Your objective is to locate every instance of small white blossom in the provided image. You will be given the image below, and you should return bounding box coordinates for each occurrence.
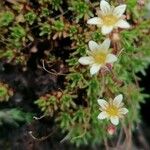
[97,94,128,125]
[78,39,117,75]
[87,0,130,35]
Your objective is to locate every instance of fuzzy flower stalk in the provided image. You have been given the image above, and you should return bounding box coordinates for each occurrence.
[78,38,117,75]
[97,94,128,125]
[87,0,130,35]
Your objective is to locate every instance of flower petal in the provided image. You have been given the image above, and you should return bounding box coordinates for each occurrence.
[106,54,117,63]
[113,4,126,18]
[119,108,129,114]
[87,17,102,25]
[89,40,100,51]
[116,19,130,28]
[90,64,101,75]
[100,38,111,51]
[97,99,109,109]
[101,25,113,35]
[100,0,111,14]
[78,56,94,65]
[98,111,108,119]
[110,116,119,125]
[113,94,123,107]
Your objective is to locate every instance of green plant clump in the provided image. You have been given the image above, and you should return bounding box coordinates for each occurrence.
[0,0,150,148]
[0,82,13,102]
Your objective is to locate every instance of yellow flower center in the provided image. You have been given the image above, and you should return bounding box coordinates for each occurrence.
[102,15,118,26]
[92,51,107,64]
[106,105,119,116]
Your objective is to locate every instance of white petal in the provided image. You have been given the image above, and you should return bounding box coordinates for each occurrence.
[113,94,123,107]
[97,99,109,109]
[100,38,111,51]
[116,19,130,28]
[106,54,117,63]
[119,108,129,114]
[110,116,119,125]
[113,5,126,18]
[78,57,94,65]
[87,17,102,25]
[98,111,108,119]
[101,26,113,35]
[90,64,101,75]
[89,41,100,51]
[100,0,111,14]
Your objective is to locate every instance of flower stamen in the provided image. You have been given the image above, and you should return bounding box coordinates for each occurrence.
[102,15,118,26]
[106,105,119,116]
[91,51,107,64]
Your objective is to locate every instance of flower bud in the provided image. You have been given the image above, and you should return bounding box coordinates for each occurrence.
[107,125,116,135]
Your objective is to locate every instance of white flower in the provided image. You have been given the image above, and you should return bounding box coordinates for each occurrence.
[97,94,128,125]
[87,0,130,35]
[78,39,117,75]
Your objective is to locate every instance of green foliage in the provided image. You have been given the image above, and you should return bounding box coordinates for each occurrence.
[58,112,72,132]
[40,22,52,37]
[87,77,101,102]
[92,30,103,42]
[0,11,14,27]
[0,109,33,127]
[0,50,15,62]
[0,82,13,102]
[24,12,37,25]
[69,26,78,38]
[52,20,64,31]
[0,0,150,147]
[126,0,137,10]
[50,0,63,10]
[69,0,93,22]
[35,94,59,116]
[39,0,62,10]
[10,25,26,47]
[10,25,26,40]
[41,8,51,17]
[60,94,76,111]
